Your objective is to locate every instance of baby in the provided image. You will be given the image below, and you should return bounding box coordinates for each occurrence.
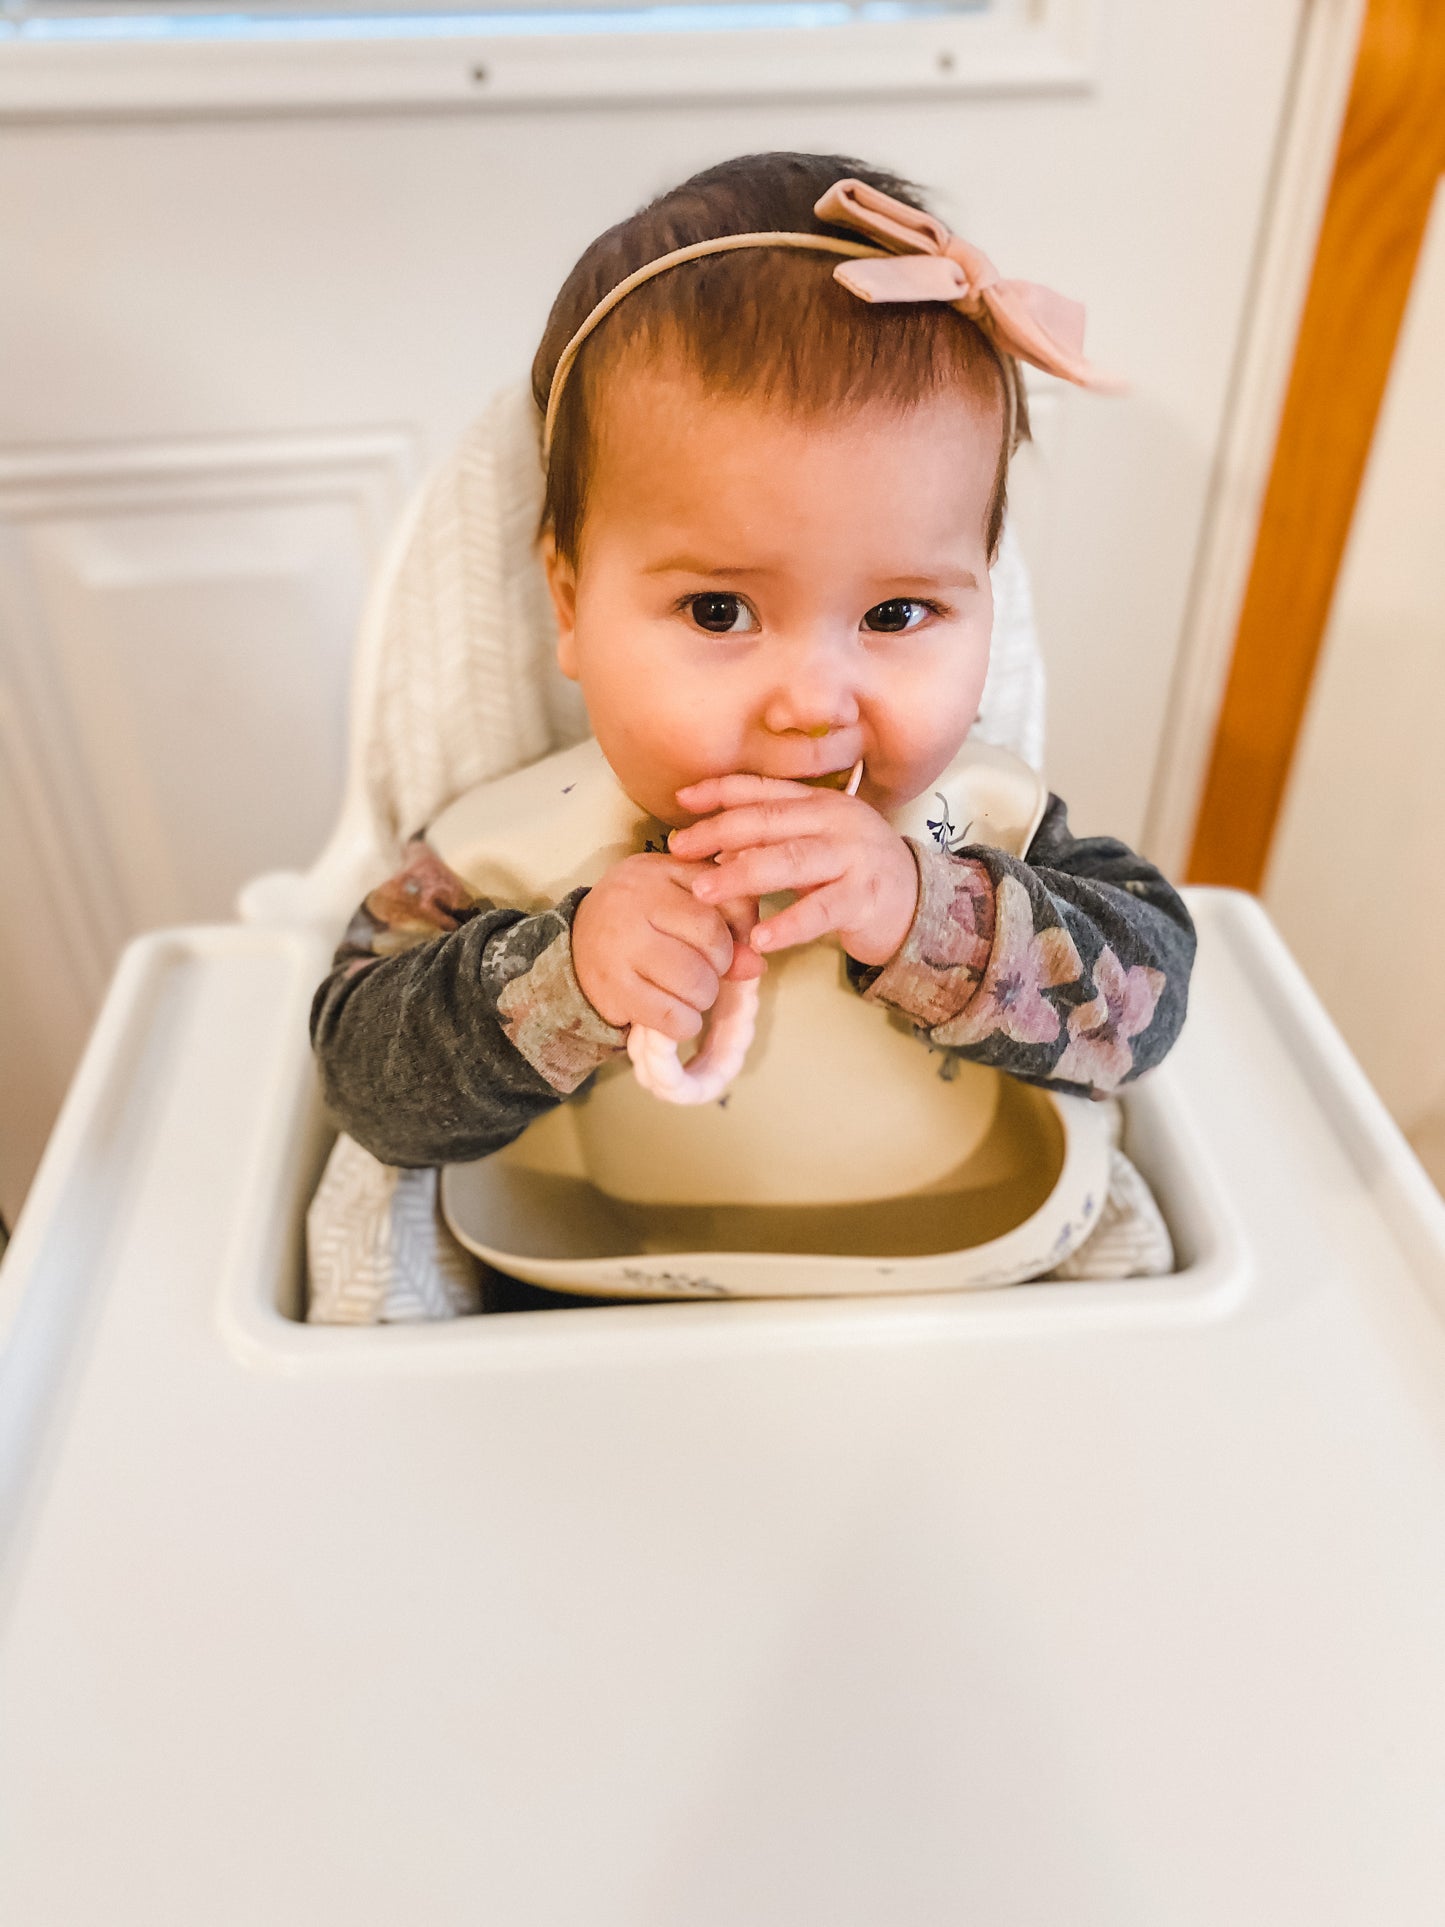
[310,151,1195,1229]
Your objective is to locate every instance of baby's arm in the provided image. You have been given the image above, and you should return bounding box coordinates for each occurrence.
[670,777,1194,1100]
[848,797,1196,1097]
[309,835,627,1168]
[310,836,752,1166]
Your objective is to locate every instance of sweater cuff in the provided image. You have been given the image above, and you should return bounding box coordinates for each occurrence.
[860,837,997,1029]
[496,923,628,1094]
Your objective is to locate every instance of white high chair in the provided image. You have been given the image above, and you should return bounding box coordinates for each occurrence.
[4,387,1445,1923]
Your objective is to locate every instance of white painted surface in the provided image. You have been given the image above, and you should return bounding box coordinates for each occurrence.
[1265,177,1445,1181]
[4,892,1445,1920]
[0,0,1306,1217]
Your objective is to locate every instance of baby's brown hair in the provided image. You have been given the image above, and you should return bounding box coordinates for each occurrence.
[532,151,1028,567]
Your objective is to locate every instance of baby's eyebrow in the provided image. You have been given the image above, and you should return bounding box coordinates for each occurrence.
[643,557,773,577]
[642,559,981,590]
[880,570,980,592]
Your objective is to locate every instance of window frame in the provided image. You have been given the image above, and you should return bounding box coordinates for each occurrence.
[0,0,1095,117]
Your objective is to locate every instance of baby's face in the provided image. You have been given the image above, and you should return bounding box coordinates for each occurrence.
[544,363,999,827]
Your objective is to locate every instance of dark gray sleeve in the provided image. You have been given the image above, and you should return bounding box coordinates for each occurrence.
[309,836,625,1168]
[848,794,1196,1099]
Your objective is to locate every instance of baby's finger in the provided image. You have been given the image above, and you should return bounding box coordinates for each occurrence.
[719,897,766,982]
[636,932,721,1015]
[670,796,828,862]
[675,773,815,817]
[722,945,765,984]
[651,853,716,889]
[645,891,736,978]
[750,880,852,954]
[694,839,846,906]
[625,981,703,1043]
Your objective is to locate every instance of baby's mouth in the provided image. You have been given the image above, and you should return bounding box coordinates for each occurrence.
[797,757,865,794]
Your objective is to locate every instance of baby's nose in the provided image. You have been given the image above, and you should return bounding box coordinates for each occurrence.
[761,637,861,736]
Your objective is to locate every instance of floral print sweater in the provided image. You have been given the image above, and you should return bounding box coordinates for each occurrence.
[309,794,1196,1171]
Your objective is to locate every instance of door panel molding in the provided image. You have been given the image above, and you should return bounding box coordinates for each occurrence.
[0,425,416,1216]
[0,425,416,946]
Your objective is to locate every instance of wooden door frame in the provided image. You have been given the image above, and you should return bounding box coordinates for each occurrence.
[1186,0,1445,890]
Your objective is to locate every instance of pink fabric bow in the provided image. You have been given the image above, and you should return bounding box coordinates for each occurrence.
[814,178,1121,393]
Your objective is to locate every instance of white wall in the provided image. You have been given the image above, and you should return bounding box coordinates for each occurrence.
[1265,176,1445,1191]
[0,1,1307,1219]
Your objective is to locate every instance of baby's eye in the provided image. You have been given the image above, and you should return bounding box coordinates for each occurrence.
[863,598,934,634]
[686,592,758,635]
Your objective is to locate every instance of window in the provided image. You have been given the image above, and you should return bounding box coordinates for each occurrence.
[0,0,1095,114]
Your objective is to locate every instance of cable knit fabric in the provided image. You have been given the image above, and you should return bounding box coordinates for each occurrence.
[360,386,588,863]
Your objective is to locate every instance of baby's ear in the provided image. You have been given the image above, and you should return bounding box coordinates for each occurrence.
[541,531,580,681]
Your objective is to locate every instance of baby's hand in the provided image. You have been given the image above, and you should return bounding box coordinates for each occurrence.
[571,852,764,1043]
[671,775,919,967]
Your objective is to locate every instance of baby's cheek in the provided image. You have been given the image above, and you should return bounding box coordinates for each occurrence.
[890,711,977,799]
[935,666,989,761]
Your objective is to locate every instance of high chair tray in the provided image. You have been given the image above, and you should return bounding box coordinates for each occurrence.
[2,892,1444,1924]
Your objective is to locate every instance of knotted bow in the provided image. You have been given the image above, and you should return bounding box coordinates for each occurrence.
[814,178,1121,393]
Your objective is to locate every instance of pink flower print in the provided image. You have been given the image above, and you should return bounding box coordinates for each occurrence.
[923,862,995,973]
[361,838,477,956]
[935,874,1083,1048]
[1055,946,1166,1092]
[497,930,627,1092]
[944,871,994,951]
